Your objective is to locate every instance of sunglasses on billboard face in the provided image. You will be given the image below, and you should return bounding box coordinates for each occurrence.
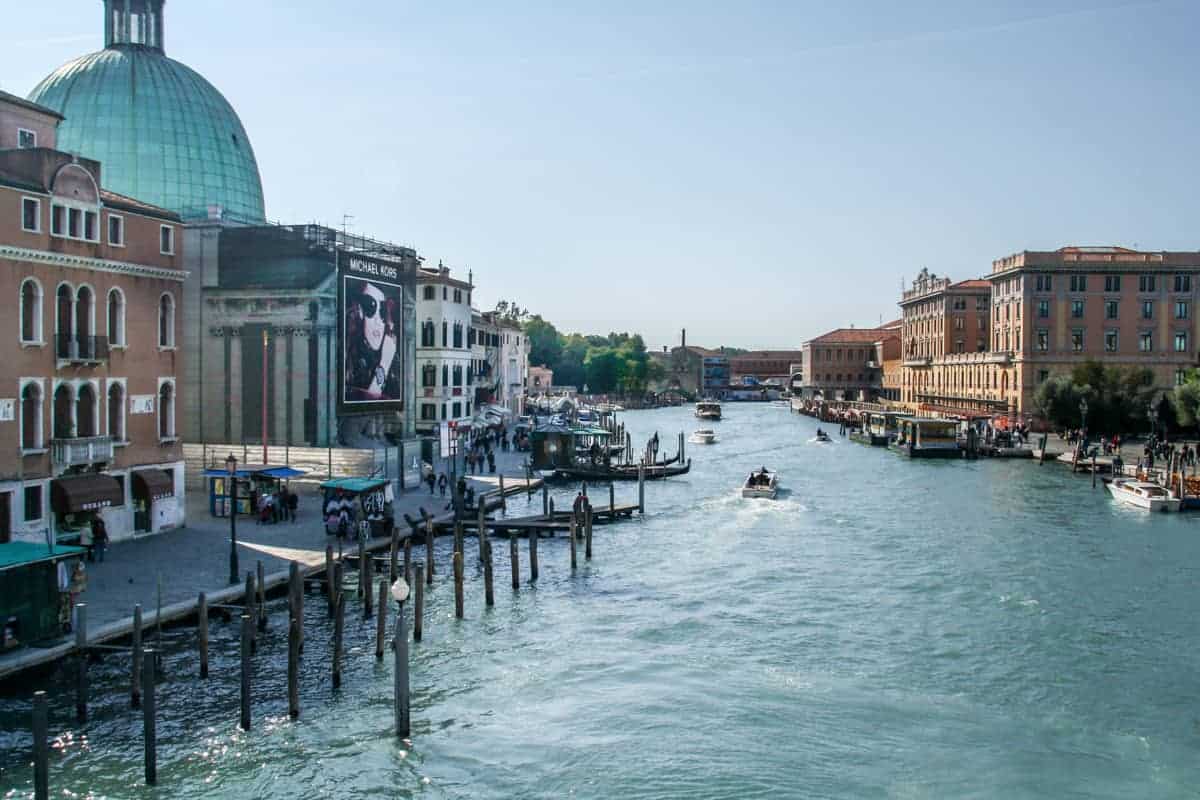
[356,294,384,320]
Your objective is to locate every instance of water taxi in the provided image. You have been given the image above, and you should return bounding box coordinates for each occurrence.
[689,429,718,445]
[849,411,908,446]
[695,401,722,421]
[814,429,832,443]
[1105,478,1181,513]
[742,468,778,499]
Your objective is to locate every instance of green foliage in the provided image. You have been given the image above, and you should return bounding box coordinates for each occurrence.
[1172,369,1200,429]
[524,316,561,368]
[1033,360,1157,433]
[520,318,656,396]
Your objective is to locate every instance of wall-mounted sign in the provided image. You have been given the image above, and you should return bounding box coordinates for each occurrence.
[0,399,14,422]
[131,395,156,415]
[338,250,414,413]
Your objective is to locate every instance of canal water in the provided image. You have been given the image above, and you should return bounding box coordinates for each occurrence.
[4,403,1200,798]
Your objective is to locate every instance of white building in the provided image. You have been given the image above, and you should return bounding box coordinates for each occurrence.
[496,318,529,416]
[416,263,474,435]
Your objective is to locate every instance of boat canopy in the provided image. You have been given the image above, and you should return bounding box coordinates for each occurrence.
[319,477,390,494]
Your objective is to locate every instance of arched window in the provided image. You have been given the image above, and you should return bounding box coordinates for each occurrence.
[20,279,42,343]
[442,321,448,347]
[21,382,42,450]
[108,382,125,441]
[53,383,73,440]
[56,283,73,358]
[107,288,125,346]
[158,381,175,438]
[77,383,97,438]
[76,285,95,358]
[159,293,175,347]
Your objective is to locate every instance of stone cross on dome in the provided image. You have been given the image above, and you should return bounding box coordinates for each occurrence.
[104,0,167,53]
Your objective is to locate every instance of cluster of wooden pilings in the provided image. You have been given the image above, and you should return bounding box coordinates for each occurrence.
[25,494,607,797]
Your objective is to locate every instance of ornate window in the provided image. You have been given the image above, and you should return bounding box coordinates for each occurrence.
[21,381,43,450]
[20,278,42,343]
[107,288,126,346]
[159,293,175,347]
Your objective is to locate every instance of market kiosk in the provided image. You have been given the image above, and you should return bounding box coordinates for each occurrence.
[204,464,306,517]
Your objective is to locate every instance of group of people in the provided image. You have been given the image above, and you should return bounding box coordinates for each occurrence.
[256,485,298,525]
[748,466,773,487]
[1139,434,1196,471]
[78,517,109,563]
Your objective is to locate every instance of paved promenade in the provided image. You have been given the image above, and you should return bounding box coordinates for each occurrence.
[0,448,537,679]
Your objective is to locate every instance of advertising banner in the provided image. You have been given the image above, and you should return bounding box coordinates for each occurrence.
[338,252,411,411]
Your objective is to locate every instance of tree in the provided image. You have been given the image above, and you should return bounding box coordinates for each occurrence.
[524,315,561,368]
[1034,360,1156,433]
[584,347,622,393]
[1172,369,1200,434]
[1033,375,1086,430]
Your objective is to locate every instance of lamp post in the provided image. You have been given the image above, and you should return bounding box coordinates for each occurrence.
[227,453,239,585]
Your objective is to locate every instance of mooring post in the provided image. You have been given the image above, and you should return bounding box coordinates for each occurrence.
[363,552,374,619]
[542,483,548,516]
[244,571,256,655]
[239,614,252,731]
[549,497,555,519]
[394,609,410,738]
[529,529,539,582]
[403,537,412,588]
[142,648,157,785]
[257,560,267,631]
[334,561,344,611]
[325,544,335,613]
[358,536,367,599]
[454,551,465,618]
[288,561,304,654]
[510,536,519,589]
[483,541,495,607]
[198,592,209,678]
[454,521,464,558]
[477,502,486,563]
[375,579,388,660]
[33,690,49,800]
[131,603,143,708]
[570,517,577,570]
[638,464,646,513]
[609,482,615,516]
[332,592,345,689]
[288,617,300,719]
[413,564,425,642]
[74,603,87,723]
[425,517,435,582]
[1092,454,1098,488]
[389,526,399,583]
[585,505,593,560]
[499,474,506,512]
[155,573,164,667]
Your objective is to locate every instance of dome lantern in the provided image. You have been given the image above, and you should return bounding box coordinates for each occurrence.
[105,0,166,53]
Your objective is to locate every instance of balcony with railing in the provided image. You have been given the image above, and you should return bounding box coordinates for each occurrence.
[55,335,110,364]
[52,435,114,467]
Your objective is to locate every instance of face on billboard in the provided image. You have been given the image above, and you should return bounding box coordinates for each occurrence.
[343,275,403,404]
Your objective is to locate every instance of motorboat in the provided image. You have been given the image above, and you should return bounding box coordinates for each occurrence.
[814,429,832,443]
[695,401,722,421]
[689,429,718,445]
[1105,478,1181,513]
[742,468,778,499]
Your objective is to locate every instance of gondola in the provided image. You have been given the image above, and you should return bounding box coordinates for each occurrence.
[551,459,692,482]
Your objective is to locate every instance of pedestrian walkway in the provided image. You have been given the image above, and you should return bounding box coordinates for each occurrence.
[0,448,536,679]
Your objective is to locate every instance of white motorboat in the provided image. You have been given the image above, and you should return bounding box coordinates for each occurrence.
[814,429,832,443]
[695,401,722,421]
[1105,478,1181,513]
[689,429,718,445]
[742,468,779,499]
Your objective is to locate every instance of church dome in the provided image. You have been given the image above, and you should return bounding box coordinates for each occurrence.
[28,1,266,223]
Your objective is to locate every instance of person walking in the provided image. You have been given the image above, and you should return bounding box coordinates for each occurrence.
[286,487,298,523]
[438,473,448,496]
[487,450,496,474]
[80,522,95,562]
[426,470,436,494]
[92,517,109,563]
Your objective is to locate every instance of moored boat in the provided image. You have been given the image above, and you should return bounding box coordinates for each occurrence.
[1105,478,1181,513]
[893,418,960,458]
[742,468,778,499]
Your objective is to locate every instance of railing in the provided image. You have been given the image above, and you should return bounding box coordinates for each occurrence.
[984,352,1013,364]
[903,357,932,367]
[55,334,110,362]
[51,435,114,467]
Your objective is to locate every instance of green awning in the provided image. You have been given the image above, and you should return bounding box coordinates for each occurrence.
[319,477,390,494]
[0,542,85,572]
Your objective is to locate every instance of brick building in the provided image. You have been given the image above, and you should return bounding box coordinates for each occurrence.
[0,90,185,544]
[800,322,900,401]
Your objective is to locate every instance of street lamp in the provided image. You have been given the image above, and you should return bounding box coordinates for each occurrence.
[226,452,239,585]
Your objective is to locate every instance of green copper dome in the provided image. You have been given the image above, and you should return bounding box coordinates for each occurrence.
[28,45,266,223]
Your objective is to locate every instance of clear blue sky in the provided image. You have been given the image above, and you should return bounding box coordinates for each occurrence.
[4,1,1198,350]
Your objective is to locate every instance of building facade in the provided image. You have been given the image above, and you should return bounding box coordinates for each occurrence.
[529,365,554,394]
[1,91,185,543]
[729,350,805,387]
[800,323,899,401]
[416,263,474,435]
[496,318,529,416]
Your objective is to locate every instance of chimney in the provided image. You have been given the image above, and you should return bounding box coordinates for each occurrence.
[681,328,687,349]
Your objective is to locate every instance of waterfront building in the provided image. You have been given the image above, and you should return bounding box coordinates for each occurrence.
[898,270,1002,415]
[188,223,420,449]
[799,322,900,402]
[416,263,474,435]
[495,317,529,416]
[647,330,727,397]
[471,311,500,413]
[529,365,554,394]
[0,91,185,543]
[988,246,1200,415]
[729,350,805,387]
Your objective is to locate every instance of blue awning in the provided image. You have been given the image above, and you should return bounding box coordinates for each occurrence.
[257,467,306,478]
[203,464,304,479]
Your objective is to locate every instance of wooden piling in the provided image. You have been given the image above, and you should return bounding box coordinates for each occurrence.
[33,690,48,800]
[257,560,267,631]
[483,541,495,607]
[569,518,577,570]
[288,561,304,654]
[638,464,646,513]
[389,526,399,583]
[413,564,425,642]
[375,579,388,660]
[477,502,486,563]
[394,610,410,738]
[131,603,143,708]
[155,573,163,664]
[542,483,549,516]
[332,593,345,689]
[1092,454,1098,488]
[454,521,464,558]
[425,518,435,582]
[585,505,593,560]
[609,482,615,515]
[499,474,507,512]
[75,603,87,723]
[529,529,539,582]
[334,561,344,611]
[510,536,519,589]
[239,614,252,730]
[363,551,374,619]
[288,617,300,718]
[198,592,209,678]
[142,648,156,785]
[403,537,412,588]
[358,536,367,599]
[325,544,335,613]
[454,551,465,618]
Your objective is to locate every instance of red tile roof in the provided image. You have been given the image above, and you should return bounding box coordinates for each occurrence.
[807,326,897,345]
[950,279,990,290]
